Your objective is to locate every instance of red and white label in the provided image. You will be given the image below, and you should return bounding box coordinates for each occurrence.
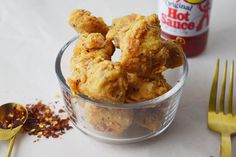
[157,0,212,37]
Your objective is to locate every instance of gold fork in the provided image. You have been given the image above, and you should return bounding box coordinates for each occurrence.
[208,59,236,157]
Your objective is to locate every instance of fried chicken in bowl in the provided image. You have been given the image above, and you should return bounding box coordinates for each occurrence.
[55,10,188,144]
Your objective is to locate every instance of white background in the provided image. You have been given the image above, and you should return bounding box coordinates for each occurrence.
[0,0,236,156]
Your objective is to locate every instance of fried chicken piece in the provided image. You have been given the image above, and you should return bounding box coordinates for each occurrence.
[126,73,170,131]
[135,107,163,131]
[68,9,109,36]
[79,60,128,103]
[73,33,115,58]
[126,73,171,102]
[85,103,133,135]
[119,14,162,76]
[68,55,105,94]
[68,33,115,94]
[162,38,185,69]
[119,14,184,77]
[106,14,140,48]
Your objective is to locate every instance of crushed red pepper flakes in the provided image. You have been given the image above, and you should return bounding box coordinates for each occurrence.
[33,139,40,143]
[23,102,72,139]
[58,109,65,113]
[0,106,26,129]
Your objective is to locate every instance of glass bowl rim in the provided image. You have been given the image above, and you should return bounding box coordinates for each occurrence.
[55,36,189,109]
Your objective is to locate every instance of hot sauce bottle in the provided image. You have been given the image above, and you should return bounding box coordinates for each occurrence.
[157,0,212,57]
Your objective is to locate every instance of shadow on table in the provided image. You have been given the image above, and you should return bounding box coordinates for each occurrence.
[11,132,28,157]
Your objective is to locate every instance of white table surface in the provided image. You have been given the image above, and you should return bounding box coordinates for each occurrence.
[0,0,236,156]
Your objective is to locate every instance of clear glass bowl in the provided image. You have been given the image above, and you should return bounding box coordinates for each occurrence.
[55,36,188,144]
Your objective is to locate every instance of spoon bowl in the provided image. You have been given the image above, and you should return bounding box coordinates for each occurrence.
[0,103,28,140]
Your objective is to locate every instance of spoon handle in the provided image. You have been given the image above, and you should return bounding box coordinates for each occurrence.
[7,135,16,157]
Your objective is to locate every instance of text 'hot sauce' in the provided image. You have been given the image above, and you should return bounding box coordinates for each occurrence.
[157,0,212,57]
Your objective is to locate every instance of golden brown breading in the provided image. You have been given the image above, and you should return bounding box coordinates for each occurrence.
[68,9,109,36]
[162,39,185,69]
[135,107,163,131]
[126,73,171,102]
[85,104,133,135]
[106,14,140,48]
[68,33,115,94]
[119,14,162,54]
[79,60,128,103]
[119,14,162,76]
[68,55,105,94]
[119,14,184,77]
[73,33,115,58]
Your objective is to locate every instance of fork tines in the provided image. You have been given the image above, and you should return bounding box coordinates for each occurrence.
[209,59,235,114]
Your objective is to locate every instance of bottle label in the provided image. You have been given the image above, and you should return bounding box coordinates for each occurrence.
[157,0,212,37]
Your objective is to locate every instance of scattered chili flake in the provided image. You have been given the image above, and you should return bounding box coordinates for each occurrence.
[58,109,65,113]
[23,102,72,139]
[33,139,40,143]
[0,105,26,129]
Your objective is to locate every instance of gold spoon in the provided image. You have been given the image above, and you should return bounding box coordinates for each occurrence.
[0,103,28,157]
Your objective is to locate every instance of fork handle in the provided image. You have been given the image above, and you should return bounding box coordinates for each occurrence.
[220,134,231,157]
